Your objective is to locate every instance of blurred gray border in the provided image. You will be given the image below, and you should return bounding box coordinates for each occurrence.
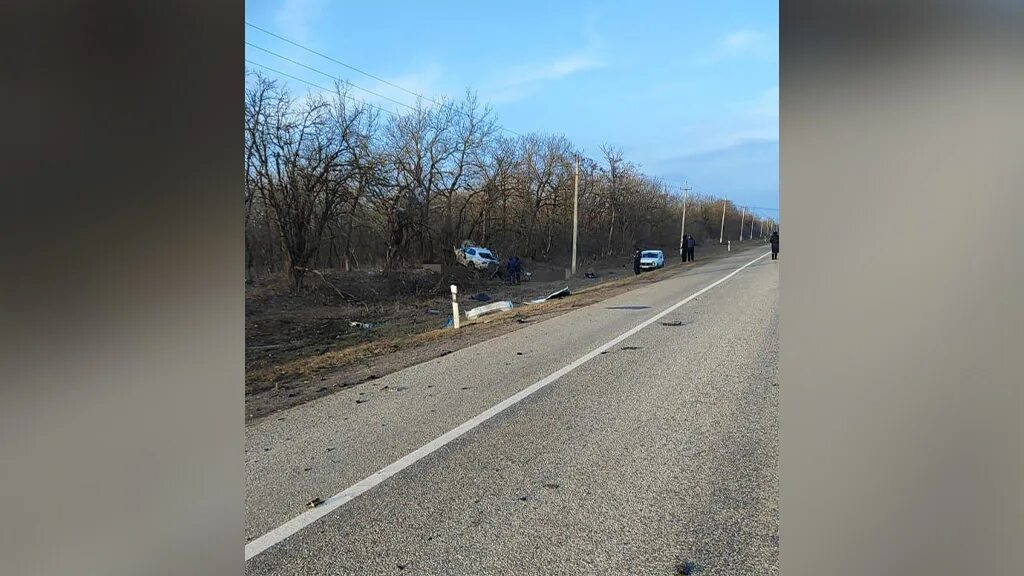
[2,1,1022,575]
[782,1,1023,574]
[0,2,243,575]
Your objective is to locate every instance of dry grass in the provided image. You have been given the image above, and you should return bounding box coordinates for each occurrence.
[247,259,688,390]
[244,242,767,421]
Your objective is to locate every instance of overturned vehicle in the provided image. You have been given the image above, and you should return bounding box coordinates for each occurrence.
[454,240,501,273]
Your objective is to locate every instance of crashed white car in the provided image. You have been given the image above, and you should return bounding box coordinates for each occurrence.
[639,250,665,270]
[455,245,500,271]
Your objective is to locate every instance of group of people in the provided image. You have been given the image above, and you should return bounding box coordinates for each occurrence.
[506,231,777,287]
[681,235,696,262]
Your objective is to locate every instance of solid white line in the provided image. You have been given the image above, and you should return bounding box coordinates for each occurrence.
[245,251,771,560]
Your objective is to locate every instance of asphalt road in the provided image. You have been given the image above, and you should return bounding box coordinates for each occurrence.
[246,248,779,575]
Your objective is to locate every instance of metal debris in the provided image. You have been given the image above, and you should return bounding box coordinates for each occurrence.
[465,300,514,319]
[527,286,571,304]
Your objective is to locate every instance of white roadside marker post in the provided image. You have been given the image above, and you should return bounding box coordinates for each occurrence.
[450,284,460,329]
[728,240,731,252]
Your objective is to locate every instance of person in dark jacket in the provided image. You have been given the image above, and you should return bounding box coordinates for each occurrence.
[770,231,779,259]
[506,256,521,285]
[633,249,642,275]
[687,235,696,262]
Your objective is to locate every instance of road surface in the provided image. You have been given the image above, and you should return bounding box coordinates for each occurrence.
[245,248,779,575]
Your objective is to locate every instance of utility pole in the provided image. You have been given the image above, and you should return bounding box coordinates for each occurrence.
[679,184,690,259]
[719,197,727,244]
[738,206,745,241]
[571,154,579,275]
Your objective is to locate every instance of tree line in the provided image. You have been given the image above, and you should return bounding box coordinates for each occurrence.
[245,72,773,288]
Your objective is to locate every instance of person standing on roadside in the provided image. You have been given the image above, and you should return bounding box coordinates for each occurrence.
[506,255,521,285]
[633,248,642,275]
[770,231,780,260]
[687,235,696,262]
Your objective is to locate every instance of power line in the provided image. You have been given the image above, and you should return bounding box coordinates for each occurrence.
[246,42,417,112]
[243,23,769,194]
[245,21,524,138]
[245,59,398,118]
[246,21,444,107]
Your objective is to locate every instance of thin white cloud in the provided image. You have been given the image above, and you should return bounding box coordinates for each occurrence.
[352,64,447,112]
[500,53,605,89]
[697,28,777,65]
[750,86,779,117]
[484,49,605,104]
[723,29,763,50]
[273,0,325,45]
[481,13,606,104]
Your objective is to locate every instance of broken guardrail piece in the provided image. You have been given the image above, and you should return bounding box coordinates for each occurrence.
[465,300,514,319]
[527,286,570,304]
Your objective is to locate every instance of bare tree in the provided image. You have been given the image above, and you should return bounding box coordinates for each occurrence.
[244,67,766,280]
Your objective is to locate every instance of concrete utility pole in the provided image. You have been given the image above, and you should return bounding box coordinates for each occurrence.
[738,207,745,241]
[679,184,690,259]
[719,197,727,244]
[571,154,579,275]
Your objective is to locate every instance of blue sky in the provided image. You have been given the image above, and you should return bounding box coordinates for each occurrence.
[245,0,778,215]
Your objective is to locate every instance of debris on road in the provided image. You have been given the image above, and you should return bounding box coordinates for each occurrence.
[621,346,641,351]
[349,321,374,329]
[513,314,529,323]
[426,309,441,315]
[542,483,561,489]
[465,300,514,319]
[307,497,325,508]
[606,305,652,310]
[660,320,684,326]
[584,272,597,279]
[527,286,570,304]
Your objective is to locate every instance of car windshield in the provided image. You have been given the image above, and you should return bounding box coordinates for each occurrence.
[478,250,495,260]
[642,251,660,258]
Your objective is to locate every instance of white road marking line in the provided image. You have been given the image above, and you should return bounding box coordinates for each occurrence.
[245,251,771,560]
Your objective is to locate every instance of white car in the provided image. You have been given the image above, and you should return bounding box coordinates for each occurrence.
[639,250,665,270]
[455,245,500,271]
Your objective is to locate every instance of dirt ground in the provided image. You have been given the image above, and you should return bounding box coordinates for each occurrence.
[246,240,768,423]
